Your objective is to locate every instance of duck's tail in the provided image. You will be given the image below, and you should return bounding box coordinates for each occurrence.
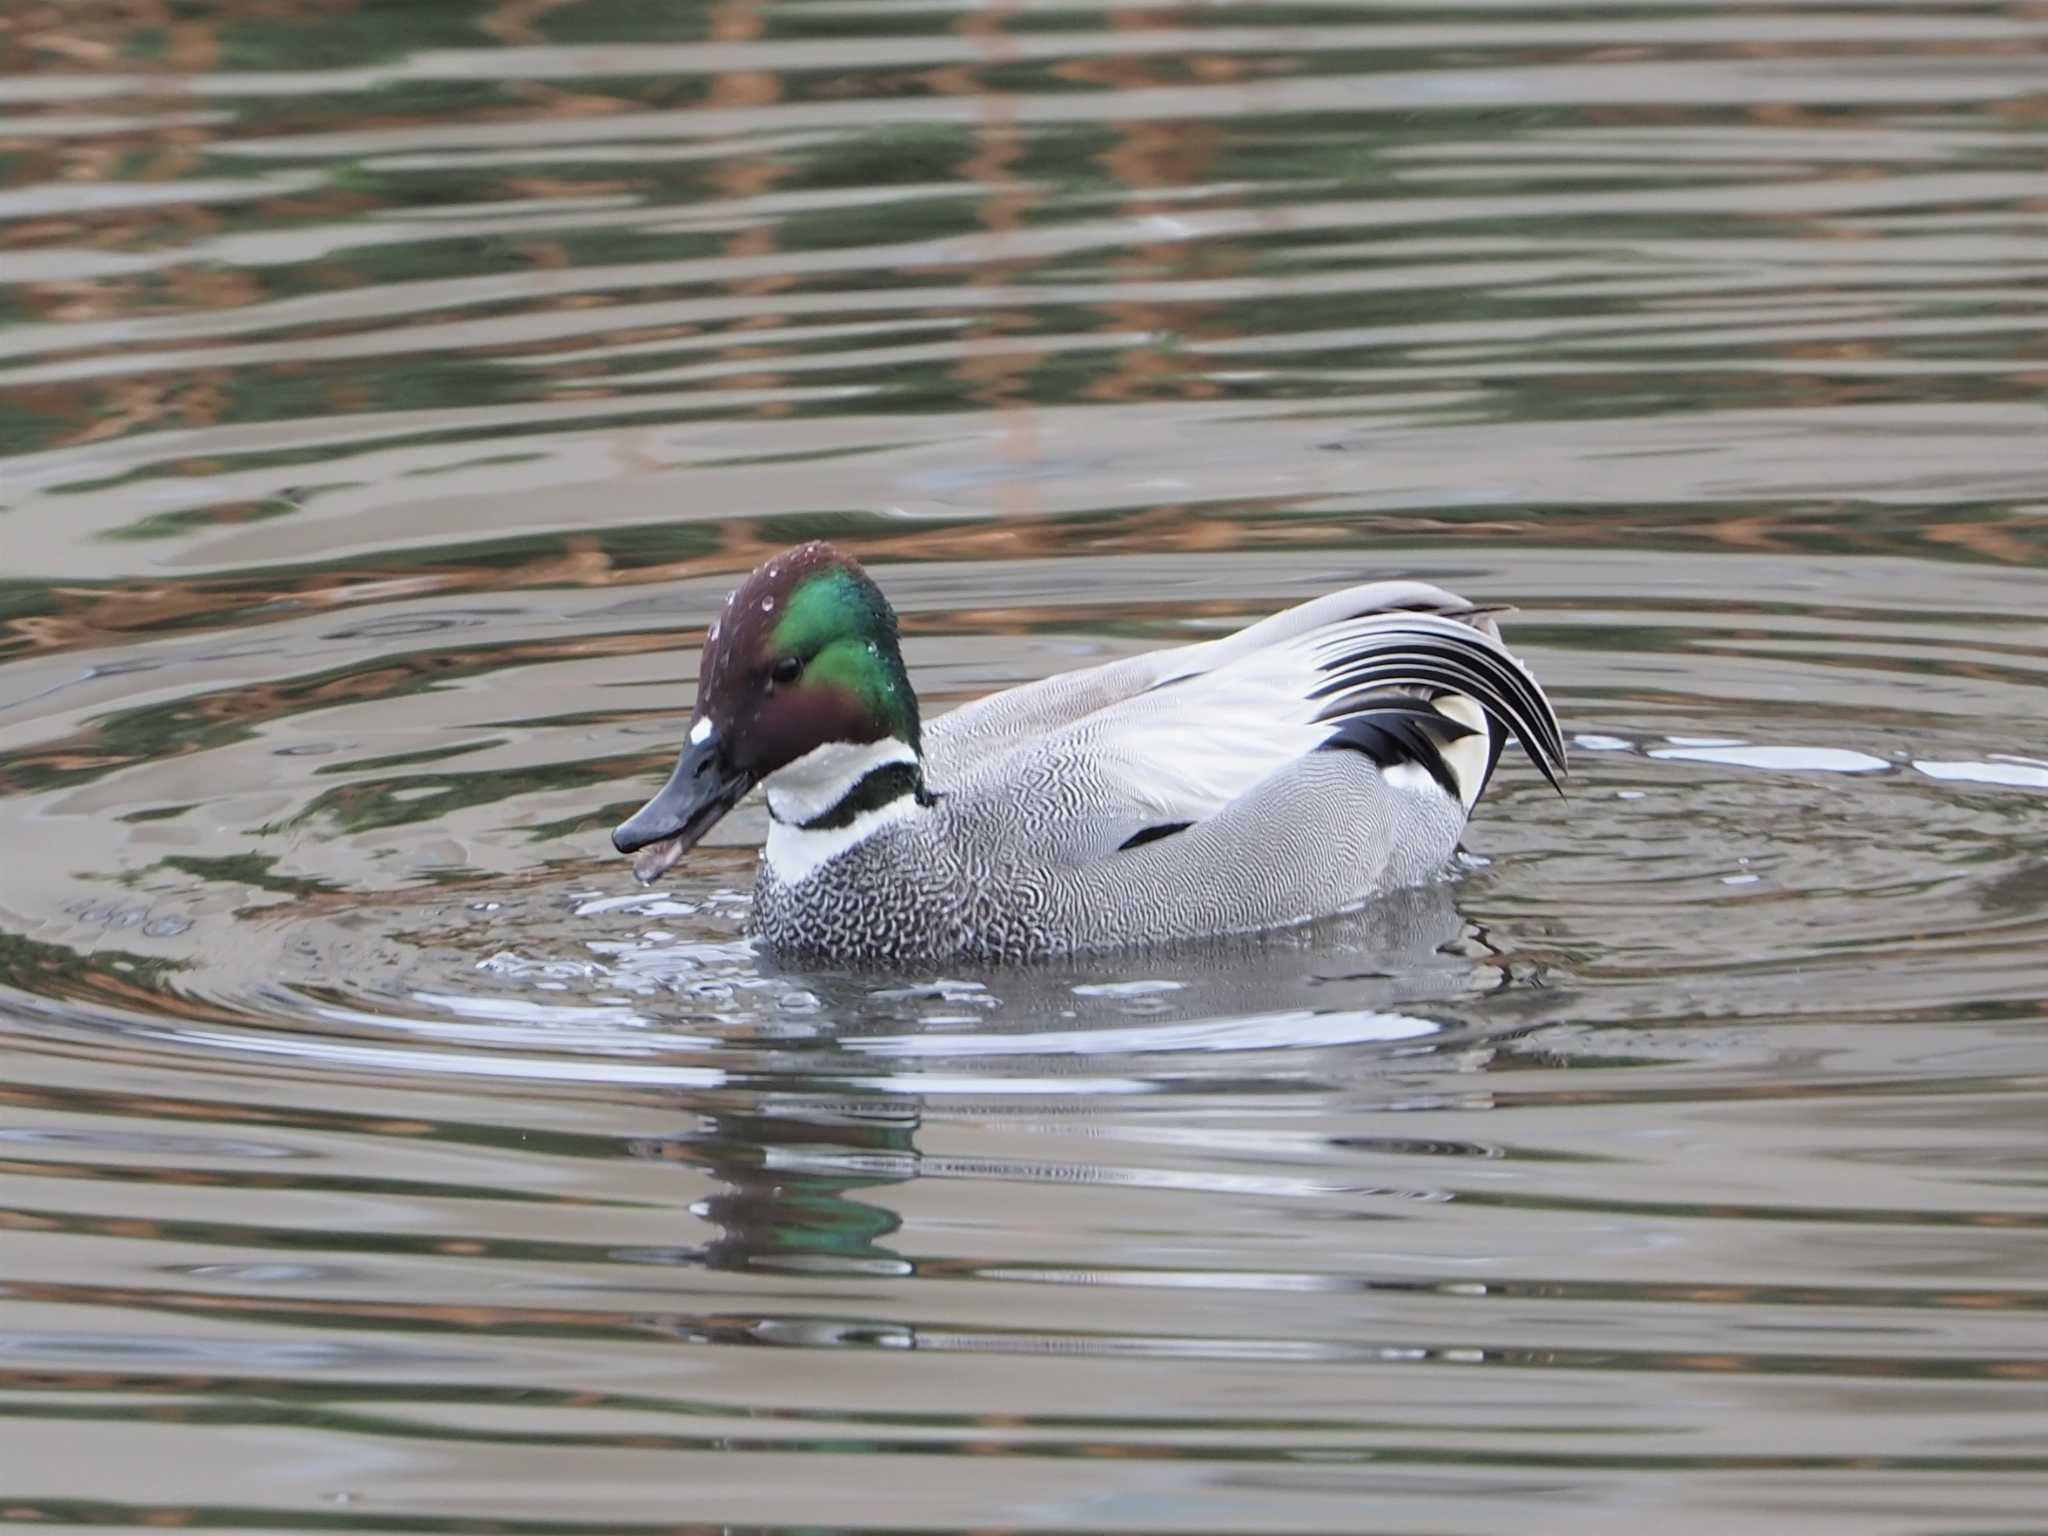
[1303,609,1568,806]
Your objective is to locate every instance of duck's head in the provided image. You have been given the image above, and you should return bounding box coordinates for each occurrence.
[612,541,921,883]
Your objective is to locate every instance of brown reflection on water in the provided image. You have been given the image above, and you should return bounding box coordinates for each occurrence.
[705,0,798,422]
[1084,6,1234,411]
[9,500,2044,666]
[942,0,1043,518]
[2,3,2047,1530]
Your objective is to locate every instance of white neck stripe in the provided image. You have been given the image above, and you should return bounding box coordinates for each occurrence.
[764,737,918,827]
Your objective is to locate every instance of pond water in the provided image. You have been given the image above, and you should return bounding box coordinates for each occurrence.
[3,2,2047,1531]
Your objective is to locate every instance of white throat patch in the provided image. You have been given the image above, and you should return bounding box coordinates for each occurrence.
[762,737,925,887]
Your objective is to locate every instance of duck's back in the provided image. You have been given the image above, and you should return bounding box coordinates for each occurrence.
[921,578,1484,784]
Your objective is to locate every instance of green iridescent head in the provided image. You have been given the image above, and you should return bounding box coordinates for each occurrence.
[740,548,922,758]
[611,542,922,873]
[700,541,920,764]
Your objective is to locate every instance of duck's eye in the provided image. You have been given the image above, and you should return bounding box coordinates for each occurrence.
[769,654,802,686]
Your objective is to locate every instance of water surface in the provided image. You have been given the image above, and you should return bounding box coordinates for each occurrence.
[2,3,2046,1531]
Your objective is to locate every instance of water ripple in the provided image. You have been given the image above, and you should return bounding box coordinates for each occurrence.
[2,1,2045,1530]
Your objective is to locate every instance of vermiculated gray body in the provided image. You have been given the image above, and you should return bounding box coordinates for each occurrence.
[751,749,1465,964]
[743,577,1554,966]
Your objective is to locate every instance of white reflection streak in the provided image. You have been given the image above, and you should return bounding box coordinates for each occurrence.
[845,1074,1157,1096]
[842,1009,1439,1058]
[1913,758,2048,790]
[1648,743,1890,772]
[130,1026,727,1086]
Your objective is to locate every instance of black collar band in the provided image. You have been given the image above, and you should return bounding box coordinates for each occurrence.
[773,760,934,832]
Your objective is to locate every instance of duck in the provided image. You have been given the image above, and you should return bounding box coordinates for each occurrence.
[611,541,1565,965]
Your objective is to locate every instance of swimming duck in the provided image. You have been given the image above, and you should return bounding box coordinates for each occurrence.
[612,542,1564,964]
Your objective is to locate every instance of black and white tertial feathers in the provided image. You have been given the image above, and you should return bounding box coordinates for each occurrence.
[1305,609,1568,806]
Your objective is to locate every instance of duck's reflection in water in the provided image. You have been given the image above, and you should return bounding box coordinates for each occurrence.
[628,1095,918,1280]
[623,882,1489,1287]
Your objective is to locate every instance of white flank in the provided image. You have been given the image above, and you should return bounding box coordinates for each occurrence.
[762,737,924,887]
[1430,693,1491,810]
[1380,761,1441,796]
